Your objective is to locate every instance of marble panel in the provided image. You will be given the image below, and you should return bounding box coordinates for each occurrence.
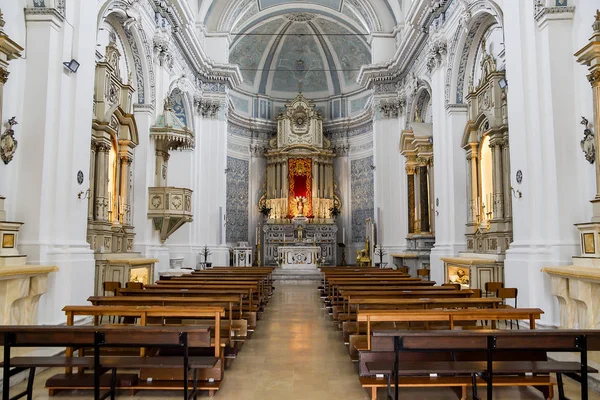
[351,156,374,243]
[226,157,250,243]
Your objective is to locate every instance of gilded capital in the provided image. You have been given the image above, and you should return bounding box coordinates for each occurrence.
[589,70,600,87]
[0,68,8,84]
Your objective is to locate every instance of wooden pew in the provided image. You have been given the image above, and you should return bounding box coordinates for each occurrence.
[87,295,248,340]
[62,306,225,357]
[366,329,600,400]
[145,283,265,309]
[0,325,219,400]
[118,288,258,329]
[340,297,503,343]
[357,308,544,351]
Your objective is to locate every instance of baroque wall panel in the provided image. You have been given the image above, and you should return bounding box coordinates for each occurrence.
[226,157,250,243]
[351,156,374,243]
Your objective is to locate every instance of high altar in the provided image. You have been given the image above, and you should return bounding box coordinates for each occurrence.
[261,93,338,266]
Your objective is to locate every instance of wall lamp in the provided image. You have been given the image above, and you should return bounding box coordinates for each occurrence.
[510,186,522,199]
[78,189,91,199]
[63,59,80,73]
[498,77,508,89]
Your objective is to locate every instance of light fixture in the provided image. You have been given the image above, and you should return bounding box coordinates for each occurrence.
[498,77,508,89]
[63,59,80,73]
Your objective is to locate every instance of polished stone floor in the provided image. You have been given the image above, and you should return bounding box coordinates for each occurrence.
[8,281,600,399]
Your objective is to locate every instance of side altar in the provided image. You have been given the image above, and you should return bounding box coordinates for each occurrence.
[259,93,340,267]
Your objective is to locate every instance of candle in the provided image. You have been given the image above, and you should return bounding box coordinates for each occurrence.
[255,227,259,245]
[342,227,346,245]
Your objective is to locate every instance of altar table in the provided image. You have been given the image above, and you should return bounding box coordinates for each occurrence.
[278,246,321,269]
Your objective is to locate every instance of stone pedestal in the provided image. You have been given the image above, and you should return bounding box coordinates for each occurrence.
[233,247,252,267]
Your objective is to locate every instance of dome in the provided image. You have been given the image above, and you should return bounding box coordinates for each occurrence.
[228,12,372,98]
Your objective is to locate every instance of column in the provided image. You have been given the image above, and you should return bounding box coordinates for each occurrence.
[428,160,435,233]
[282,160,288,213]
[502,139,511,219]
[420,165,430,232]
[119,154,131,225]
[88,143,96,220]
[414,166,421,233]
[407,166,415,234]
[491,140,504,220]
[95,143,109,222]
[312,159,319,200]
[320,162,325,199]
[468,144,479,224]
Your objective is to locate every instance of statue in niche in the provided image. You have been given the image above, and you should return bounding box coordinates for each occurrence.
[295,196,306,216]
[581,116,595,164]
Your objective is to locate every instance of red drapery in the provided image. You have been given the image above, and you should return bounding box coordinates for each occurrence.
[288,158,312,217]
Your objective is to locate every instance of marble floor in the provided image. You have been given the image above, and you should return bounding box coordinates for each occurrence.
[7,281,600,399]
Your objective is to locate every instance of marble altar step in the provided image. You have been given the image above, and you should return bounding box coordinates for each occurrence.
[272,267,321,281]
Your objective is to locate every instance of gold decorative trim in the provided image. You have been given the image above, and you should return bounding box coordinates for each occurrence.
[106,258,159,265]
[542,266,600,281]
[0,265,58,278]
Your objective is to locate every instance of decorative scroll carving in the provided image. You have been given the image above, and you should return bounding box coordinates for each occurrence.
[377,98,404,119]
[0,117,18,165]
[194,96,221,118]
[581,116,595,164]
[426,40,447,72]
[153,34,173,69]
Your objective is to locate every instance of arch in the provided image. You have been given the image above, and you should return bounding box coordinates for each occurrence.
[202,0,398,32]
[97,0,154,105]
[447,0,504,105]
[410,82,433,124]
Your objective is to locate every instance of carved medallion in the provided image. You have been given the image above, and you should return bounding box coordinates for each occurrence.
[0,117,18,165]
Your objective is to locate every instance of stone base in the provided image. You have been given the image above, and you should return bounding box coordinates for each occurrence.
[272,267,321,281]
[0,255,27,266]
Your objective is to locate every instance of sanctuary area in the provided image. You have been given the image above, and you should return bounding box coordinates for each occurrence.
[1,0,600,399]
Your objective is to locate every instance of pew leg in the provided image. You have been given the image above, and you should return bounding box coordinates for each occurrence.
[371,386,377,400]
[26,367,36,400]
[557,373,567,400]
[461,385,467,400]
[110,368,117,400]
[471,374,479,400]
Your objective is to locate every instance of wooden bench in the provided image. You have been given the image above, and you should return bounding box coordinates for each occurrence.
[0,325,218,400]
[340,297,503,343]
[357,308,544,350]
[369,329,600,400]
[118,288,258,329]
[62,305,225,357]
[87,295,248,341]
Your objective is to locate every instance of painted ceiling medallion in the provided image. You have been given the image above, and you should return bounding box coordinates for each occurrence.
[285,13,316,22]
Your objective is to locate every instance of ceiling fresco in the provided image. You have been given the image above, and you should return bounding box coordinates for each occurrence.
[229,13,371,97]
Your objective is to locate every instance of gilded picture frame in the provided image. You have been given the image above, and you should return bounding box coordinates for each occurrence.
[2,233,15,248]
[583,233,595,254]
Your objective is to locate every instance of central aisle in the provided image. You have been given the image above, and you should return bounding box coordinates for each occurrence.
[217,281,367,400]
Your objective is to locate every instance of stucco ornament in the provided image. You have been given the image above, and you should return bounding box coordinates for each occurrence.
[581,116,595,164]
[0,117,18,165]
